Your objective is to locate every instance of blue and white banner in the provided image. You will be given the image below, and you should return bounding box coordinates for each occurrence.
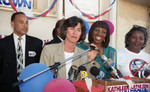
[0,0,31,9]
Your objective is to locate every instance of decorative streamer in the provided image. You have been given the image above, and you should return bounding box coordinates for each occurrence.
[9,0,116,20]
[69,0,116,19]
[8,0,57,20]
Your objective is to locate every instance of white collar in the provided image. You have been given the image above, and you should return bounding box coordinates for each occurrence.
[13,33,26,41]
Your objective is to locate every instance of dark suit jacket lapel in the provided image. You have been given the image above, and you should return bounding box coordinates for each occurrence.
[25,35,31,66]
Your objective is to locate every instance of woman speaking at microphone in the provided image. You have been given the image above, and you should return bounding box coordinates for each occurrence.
[77,20,117,79]
[40,16,99,80]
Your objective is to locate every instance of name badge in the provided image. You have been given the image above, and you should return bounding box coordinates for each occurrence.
[28,51,36,57]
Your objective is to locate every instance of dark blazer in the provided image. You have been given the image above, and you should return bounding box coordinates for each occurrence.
[45,36,62,45]
[0,34,43,92]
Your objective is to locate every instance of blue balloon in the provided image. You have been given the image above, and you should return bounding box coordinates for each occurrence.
[19,63,54,92]
[82,19,89,35]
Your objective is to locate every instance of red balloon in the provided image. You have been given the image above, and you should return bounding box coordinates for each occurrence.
[43,78,76,92]
[103,20,114,36]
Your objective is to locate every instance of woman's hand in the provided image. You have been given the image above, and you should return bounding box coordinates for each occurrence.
[88,50,98,61]
[87,44,99,61]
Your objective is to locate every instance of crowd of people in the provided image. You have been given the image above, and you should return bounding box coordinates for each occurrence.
[0,12,150,92]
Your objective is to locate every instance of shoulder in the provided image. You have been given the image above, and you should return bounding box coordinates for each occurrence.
[26,35,42,42]
[45,39,55,45]
[105,46,117,52]
[45,37,61,45]
[140,50,150,56]
[44,42,63,50]
[26,35,43,45]
[76,45,84,52]
[76,42,89,50]
[0,35,12,45]
[117,48,126,54]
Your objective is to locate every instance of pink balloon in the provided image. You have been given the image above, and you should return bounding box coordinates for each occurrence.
[43,78,76,92]
[103,20,114,35]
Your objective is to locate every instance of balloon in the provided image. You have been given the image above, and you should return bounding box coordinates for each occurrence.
[82,19,90,35]
[43,78,76,92]
[19,63,54,92]
[103,20,114,35]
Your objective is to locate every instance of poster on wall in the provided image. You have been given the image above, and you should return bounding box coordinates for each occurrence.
[65,0,99,22]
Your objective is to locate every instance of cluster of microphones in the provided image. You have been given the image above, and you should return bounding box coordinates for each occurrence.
[67,54,123,82]
[68,65,88,82]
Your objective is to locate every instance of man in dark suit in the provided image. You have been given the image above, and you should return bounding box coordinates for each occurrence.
[0,12,43,92]
[45,19,65,45]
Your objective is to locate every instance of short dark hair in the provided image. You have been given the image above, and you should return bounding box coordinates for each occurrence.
[52,19,65,39]
[60,16,86,42]
[88,21,110,47]
[125,26,148,49]
[11,12,26,22]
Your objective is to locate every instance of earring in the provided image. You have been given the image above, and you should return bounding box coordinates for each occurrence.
[142,44,145,48]
[103,39,105,43]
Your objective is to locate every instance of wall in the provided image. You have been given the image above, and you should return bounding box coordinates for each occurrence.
[0,9,57,44]
[116,0,149,51]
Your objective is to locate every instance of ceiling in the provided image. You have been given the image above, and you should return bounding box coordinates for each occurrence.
[123,0,150,7]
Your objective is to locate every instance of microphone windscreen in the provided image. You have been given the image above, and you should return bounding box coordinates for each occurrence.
[101,55,114,69]
[78,66,86,71]
[90,66,100,76]
[68,65,78,82]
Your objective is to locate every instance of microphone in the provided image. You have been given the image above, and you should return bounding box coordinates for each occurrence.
[90,66,102,80]
[101,55,114,69]
[79,41,100,54]
[68,65,78,82]
[78,65,88,80]
[101,55,120,78]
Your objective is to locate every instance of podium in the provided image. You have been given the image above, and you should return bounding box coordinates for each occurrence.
[74,77,150,92]
[100,77,150,92]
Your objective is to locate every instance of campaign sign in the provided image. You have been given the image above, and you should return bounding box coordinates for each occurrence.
[0,0,31,9]
[106,83,149,92]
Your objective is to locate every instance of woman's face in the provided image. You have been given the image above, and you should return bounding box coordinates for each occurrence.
[92,27,107,44]
[65,23,82,44]
[127,31,144,53]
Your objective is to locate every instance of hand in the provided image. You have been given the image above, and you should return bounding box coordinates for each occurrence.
[88,50,98,61]
[87,43,100,61]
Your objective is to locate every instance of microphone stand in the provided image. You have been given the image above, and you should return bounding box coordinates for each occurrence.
[13,46,96,87]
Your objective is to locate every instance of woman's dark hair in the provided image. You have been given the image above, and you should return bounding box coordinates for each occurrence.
[11,12,25,22]
[60,16,86,42]
[88,21,110,47]
[52,19,65,39]
[125,26,148,49]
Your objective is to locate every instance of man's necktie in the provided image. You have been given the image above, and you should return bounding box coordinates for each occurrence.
[16,37,24,78]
